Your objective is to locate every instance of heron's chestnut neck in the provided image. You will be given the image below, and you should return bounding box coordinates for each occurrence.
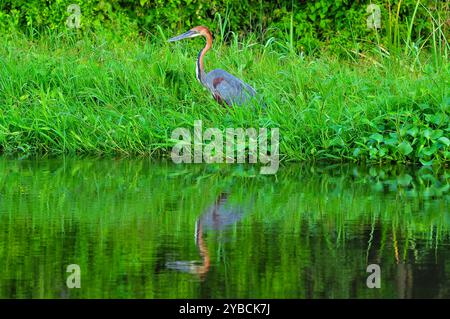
[196,32,212,86]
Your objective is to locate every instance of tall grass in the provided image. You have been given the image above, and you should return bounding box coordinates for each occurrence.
[0,11,448,165]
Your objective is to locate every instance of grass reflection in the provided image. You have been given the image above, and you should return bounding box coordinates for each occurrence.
[0,158,448,298]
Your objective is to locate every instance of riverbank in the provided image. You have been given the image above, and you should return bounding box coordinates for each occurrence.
[0,31,448,165]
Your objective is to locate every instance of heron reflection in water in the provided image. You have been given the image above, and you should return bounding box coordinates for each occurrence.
[166,193,245,279]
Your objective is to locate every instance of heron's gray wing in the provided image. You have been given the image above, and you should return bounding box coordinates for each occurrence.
[166,260,202,273]
[199,204,245,231]
[206,69,256,106]
[198,193,246,231]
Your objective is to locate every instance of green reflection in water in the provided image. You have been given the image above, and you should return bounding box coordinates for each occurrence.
[0,158,449,298]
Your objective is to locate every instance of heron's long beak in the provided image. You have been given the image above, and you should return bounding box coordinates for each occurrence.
[168,30,198,42]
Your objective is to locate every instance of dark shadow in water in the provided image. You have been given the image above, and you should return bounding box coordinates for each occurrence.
[165,193,245,280]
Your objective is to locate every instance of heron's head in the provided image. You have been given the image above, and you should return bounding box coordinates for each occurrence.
[168,26,211,42]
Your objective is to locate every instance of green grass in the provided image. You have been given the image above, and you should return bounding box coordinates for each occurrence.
[0,27,448,165]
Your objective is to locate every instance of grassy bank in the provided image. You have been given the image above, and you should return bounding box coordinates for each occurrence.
[0,29,449,165]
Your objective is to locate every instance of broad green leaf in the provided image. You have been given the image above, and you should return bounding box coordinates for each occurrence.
[431,129,443,140]
[369,133,384,143]
[423,129,432,139]
[419,158,433,166]
[398,141,413,155]
[397,174,413,187]
[372,181,384,192]
[407,127,418,137]
[420,146,437,156]
[438,136,450,146]
[384,138,397,146]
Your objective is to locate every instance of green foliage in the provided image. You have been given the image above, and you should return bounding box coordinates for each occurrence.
[0,0,447,53]
[0,30,448,165]
[355,103,450,165]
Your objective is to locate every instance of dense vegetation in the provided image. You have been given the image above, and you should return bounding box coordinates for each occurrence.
[0,1,447,52]
[0,1,448,165]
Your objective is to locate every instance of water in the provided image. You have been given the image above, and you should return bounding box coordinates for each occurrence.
[0,158,449,298]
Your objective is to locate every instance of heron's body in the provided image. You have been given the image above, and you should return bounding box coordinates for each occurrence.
[169,26,257,107]
[204,69,257,106]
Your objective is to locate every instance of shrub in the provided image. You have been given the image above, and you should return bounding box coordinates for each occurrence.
[0,0,447,54]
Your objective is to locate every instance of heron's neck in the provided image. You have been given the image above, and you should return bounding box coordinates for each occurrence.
[196,34,212,86]
[195,221,210,277]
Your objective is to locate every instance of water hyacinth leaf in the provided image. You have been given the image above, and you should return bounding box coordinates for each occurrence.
[440,184,450,193]
[419,158,434,166]
[369,167,378,177]
[405,189,418,197]
[329,137,345,147]
[423,129,432,139]
[369,133,384,143]
[431,129,443,140]
[419,103,430,111]
[397,174,413,187]
[423,187,435,197]
[398,141,413,155]
[369,148,378,158]
[438,136,450,146]
[384,138,397,146]
[389,132,399,139]
[425,114,447,126]
[407,127,418,137]
[433,187,444,197]
[388,182,398,192]
[419,173,438,183]
[372,181,384,192]
[420,146,437,157]
[399,127,407,137]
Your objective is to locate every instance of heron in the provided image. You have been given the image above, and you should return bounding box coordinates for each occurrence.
[165,193,246,279]
[168,26,257,107]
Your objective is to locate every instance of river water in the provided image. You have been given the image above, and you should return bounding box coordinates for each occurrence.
[0,158,448,298]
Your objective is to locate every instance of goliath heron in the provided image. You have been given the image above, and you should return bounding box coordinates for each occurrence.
[165,193,245,279]
[168,26,257,106]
